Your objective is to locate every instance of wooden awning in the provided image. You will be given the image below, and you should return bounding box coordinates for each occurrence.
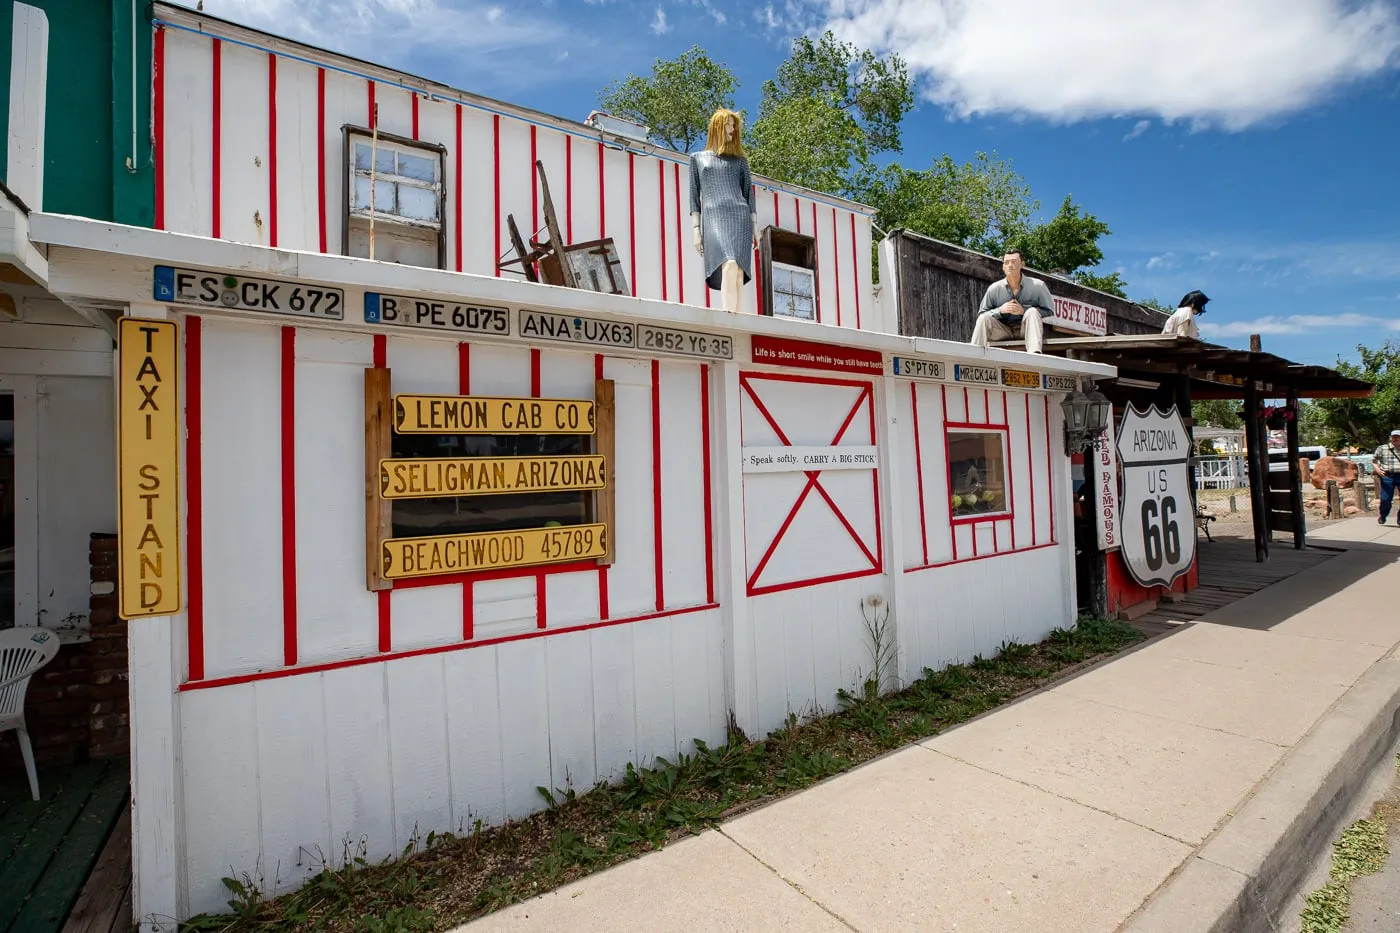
[993,334,1373,399]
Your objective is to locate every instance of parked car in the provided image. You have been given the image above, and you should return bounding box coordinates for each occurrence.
[1267,446,1328,472]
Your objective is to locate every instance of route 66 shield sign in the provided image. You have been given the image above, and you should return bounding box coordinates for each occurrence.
[1116,405,1195,588]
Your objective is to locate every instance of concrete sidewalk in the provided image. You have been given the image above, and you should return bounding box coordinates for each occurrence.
[456,518,1400,933]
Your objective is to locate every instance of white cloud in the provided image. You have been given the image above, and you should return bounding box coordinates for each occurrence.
[687,0,728,25]
[1146,252,1177,270]
[1199,313,1400,337]
[1124,119,1151,141]
[651,5,671,33]
[814,0,1400,129]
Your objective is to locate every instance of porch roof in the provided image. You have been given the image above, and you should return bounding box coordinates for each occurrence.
[994,334,1370,399]
[26,213,1118,382]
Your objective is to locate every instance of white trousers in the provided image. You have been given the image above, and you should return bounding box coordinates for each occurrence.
[970,307,1045,353]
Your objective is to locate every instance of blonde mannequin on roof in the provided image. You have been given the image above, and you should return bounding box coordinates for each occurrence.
[689,109,759,313]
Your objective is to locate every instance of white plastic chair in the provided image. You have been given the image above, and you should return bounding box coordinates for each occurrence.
[0,626,61,801]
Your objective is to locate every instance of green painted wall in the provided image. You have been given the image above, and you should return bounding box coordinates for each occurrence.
[0,0,153,225]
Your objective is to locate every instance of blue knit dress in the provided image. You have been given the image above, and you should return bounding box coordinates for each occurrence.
[688,150,757,290]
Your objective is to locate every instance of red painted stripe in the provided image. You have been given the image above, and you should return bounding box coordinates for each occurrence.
[700,365,714,604]
[811,481,879,567]
[674,164,685,305]
[410,91,419,140]
[1004,392,1017,550]
[594,353,610,620]
[316,68,327,253]
[597,141,606,237]
[748,480,817,591]
[651,359,664,610]
[993,520,999,554]
[753,184,763,315]
[566,135,573,242]
[530,348,541,397]
[1045,396,1056,544]
[374,333,390,651]
[153,28,165,230]
[536,571,548,629]
[367,81,375,127]
[867,386,884,570]
[942,385,957,561]
[392,560,598,591]
[851,214,862,329]
[772,190,779,227]
[530,124,538,233]
[458,342,470,393]
[493,115,501,277]
[185,317,204,680]
[945,420,1010,430]
[628,153,637,296]
[905,541,1058,574]
[912,382,929,565]
[811,202,820,322]
[267,55,278,248]
[659,161,668,301]
[454,105,463,271]
[211,39,222,239]
[952,513,1011,527]
[180,603,722,691]
[796,197,802,233]
[749,567,881,598]
[281,326,297,665]
[832,208,841,326]
[971,504,979,556]
[1027,391,1037,545]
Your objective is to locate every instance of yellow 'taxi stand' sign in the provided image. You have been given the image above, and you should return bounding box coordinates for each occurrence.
[118,318,182,618]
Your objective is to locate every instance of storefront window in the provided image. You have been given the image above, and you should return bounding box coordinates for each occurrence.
[948,430,1009,518]
[388,431,594,539]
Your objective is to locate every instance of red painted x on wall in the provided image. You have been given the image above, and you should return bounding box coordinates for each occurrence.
[740,372,883,596]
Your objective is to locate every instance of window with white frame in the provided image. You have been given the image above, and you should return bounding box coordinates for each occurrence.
[342,125,447,269]
[947,429,1010,518]
[770,261,816,321]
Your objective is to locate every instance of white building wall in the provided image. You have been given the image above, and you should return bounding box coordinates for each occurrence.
[151,7,878,333]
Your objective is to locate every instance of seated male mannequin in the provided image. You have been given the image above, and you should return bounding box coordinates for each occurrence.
[969,248,1053,354]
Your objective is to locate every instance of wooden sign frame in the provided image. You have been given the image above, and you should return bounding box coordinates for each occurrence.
[365,368,617,588]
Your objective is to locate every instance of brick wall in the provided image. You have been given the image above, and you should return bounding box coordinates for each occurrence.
[0,533,129,778]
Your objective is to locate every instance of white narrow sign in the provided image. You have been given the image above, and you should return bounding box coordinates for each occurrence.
[1092,415,1119,551]
[742,446,879,473]
[1116,405,1194,587]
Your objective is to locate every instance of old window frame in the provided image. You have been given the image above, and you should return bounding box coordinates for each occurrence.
[340,124,448,270]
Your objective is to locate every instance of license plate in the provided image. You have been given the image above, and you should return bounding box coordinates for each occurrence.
[365,292,511,336]
[637,324,733,360]
[1001,368,1041,389]
[154,266,345,320]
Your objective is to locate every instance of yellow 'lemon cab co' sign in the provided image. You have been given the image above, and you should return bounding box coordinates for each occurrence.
[117,318,182,618]
[394,395,595,435]
[383,523,609,579]
[380,456,606,499]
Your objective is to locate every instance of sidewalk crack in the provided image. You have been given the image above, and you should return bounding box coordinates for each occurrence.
[716,829,863,932]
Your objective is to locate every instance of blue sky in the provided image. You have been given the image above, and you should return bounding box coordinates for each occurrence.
[205,0,1400,369]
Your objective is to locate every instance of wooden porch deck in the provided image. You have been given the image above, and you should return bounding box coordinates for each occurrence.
[0,757,130,933]
[1131,531,1339,636]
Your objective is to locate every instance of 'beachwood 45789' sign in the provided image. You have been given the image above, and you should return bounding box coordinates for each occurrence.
[1116,405,1195,588]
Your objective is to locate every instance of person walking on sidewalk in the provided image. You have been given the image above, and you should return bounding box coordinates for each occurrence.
[1376,429,1400,525]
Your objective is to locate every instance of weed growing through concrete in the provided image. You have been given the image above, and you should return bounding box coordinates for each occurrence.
[182,615,1141,933]
[1299,754,1400,933]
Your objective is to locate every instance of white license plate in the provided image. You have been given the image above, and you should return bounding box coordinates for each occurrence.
[364,293,511,335]
[154,266,345,320]
[637,324,733,360]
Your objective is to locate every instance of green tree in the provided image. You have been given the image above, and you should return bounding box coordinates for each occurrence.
[749,31,913,196]
[1306,342,1397,449]
[598,47,738,153]
[856,152,1035,255]
[1192,399,1243,430]
[1071,271,1128,298]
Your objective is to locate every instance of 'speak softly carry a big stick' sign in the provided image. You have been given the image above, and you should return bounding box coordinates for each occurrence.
[118,318,182,618]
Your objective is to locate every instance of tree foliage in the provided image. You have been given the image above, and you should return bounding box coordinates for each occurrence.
[855,152,1034,255]
[749,31,913,196]
[1305,342,1398,449]
[598,47,737,153]
[1192,399,1243,430]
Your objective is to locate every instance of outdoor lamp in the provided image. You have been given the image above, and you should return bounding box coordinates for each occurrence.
[1062,385,1111,454]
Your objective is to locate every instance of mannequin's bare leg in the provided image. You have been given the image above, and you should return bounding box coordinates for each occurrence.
[721,260,744,314]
